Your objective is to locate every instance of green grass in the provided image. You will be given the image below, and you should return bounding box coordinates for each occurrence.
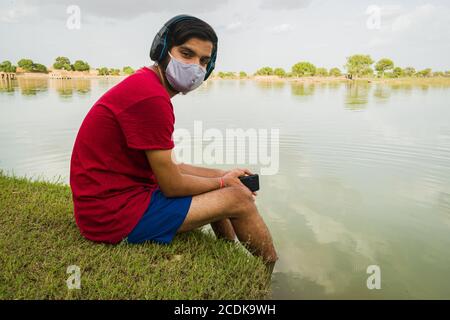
[0,170,269,299]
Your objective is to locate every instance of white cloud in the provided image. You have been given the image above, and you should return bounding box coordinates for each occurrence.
[0,0,231,21]
[269,23,293,34]
[367,37,390,48]
[368,4,445,48]
[380,4,403,19]
[391,4,436,32]
[260,0,312,10]
[225,21,243,31]
[0,2,37,23]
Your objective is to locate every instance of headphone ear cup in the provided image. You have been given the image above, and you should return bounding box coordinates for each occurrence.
[150,15,190,62]
[204,49,217,80]
[150,30,165,61]
[205,61,215,80]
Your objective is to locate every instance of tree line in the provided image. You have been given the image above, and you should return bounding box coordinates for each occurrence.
[219,54,449,79]
[3,54,448,79]
[0,59,47,73]
[0,57,135,76]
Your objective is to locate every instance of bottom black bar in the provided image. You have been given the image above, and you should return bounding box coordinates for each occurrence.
[0,300,447,318]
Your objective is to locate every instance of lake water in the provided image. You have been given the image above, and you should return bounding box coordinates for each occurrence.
[1,77,450,299]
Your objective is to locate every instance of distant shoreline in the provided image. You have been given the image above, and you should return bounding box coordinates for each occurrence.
[12,73,127,80]
[9,72,450,85]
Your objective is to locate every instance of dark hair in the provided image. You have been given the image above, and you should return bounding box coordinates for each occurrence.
[168,17,218,52]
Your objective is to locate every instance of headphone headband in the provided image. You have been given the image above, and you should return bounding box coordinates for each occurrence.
[150,14,217,81]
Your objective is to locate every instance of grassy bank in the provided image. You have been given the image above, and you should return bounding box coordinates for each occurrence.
[0,170,269,299]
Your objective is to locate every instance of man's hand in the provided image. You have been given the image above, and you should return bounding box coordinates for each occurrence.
[222,168,247,188]
[222,168,258,197]
[220,167,252,177]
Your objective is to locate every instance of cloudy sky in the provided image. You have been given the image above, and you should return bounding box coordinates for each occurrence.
[1,0,449,73]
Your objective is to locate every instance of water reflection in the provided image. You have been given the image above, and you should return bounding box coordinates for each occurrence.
[17,78,48,96]
[255,80,286,91]
[2,78,450,103]
[0,77,92,98]
[373,84,391,102]
[291,82,315,98]
[345,81,370,109]
[50,79,91,98]
[327,81,342,91]
[260,147,381,298]
[0,80,14,93]
[391,83,413,92]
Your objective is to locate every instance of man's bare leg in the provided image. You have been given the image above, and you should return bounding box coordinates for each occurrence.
[177,186,278,269]
[228,204,277,268]
[211,219,236,241]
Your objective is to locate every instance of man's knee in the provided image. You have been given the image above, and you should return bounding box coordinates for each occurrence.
[226,186,255,216]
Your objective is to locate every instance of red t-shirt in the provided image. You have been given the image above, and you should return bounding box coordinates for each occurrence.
[70,67,175,244]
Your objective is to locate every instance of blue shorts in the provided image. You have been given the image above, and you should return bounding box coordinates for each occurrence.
[126,188,193,244]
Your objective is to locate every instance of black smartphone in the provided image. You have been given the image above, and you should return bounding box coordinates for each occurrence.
[238,174,259,192]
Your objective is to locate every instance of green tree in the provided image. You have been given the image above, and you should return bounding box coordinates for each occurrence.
[31,63,47,73]
[72,60,90,72]
[433,71,445,77]
[53,56,72,71]
[122,66,135,75]
[403,67,416,77]
[329,67,342,77]
[217,71,236,78]
[291,61,316,77]
[315,67,328,77]
[17,59,34,71]
[375,58,394,77]
[416,68,432,78]
[255,66,274,76]
[273,68,286,77]
[345,54,374,78]
[109,68,120,76]
[97,67,110,76]
[392,67,403,78]
[0,61,17,73]
[363,67,374,77]
[239,71,247,78]
[17,59,48,73]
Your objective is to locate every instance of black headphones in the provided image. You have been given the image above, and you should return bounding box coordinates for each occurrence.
[150,14,217,81]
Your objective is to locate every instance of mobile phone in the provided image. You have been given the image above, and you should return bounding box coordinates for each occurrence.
[238,174,259,192]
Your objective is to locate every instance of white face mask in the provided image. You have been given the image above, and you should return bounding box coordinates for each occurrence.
[165,52,206,94]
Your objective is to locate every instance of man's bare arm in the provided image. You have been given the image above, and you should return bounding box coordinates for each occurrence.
[145,149,246,198]
[177,162,257,197]
[177,162,227,178]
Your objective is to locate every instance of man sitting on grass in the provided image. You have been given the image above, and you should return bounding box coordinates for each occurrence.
[70,15,278,272]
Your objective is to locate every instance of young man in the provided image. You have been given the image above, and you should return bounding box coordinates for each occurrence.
[70,15,277,270]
